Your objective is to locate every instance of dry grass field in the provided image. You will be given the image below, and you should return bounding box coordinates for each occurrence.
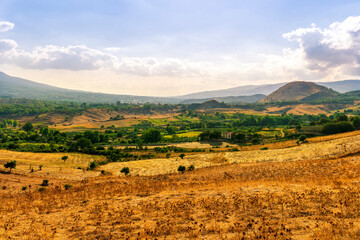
[0,131,360,239]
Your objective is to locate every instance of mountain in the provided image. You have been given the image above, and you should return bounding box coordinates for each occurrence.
[196,100,229,109]
[0,72,179,104]
[176,80,360,99]
[258,81,338,103]
[180,94,266,104]
[176,82,286,99]
[186,100,229,111]
[318,80,360,93]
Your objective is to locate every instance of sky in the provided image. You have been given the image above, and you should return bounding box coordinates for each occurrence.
[0,0,360,96]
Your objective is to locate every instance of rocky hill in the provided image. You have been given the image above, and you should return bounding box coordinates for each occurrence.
[259,81,338,103]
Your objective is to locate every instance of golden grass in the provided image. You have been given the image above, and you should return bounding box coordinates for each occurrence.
[0,131,360,239]
[1,154,360,239]
[102,131,360,176]
[0,151,105,180]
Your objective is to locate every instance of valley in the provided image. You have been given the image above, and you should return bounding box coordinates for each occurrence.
[0,75,360,239]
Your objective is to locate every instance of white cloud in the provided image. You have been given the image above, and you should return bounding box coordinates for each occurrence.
[1,16,360,96]
[0,40,212,77]
[0,39,17,53]
[0,21,14,32]
[283,16,360,74]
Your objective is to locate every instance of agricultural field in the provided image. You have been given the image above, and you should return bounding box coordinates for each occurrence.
[1,99,360,239]
[0,131,360,239]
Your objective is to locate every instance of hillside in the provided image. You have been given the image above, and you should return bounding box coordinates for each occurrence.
[1,132,360,239]
[0,72,179,104]
[259,81,338,103]
[176,80,360,99]
[180,94,266,104]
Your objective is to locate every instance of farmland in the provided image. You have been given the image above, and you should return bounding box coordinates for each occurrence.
[0,98,360,239]
[0,130,359,239]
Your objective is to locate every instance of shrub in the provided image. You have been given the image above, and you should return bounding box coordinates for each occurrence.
[22,186,27,191]
[179,153,185,159]
[260,147,268,150]
[177,165,186,174]
[4,161,16,172]
[41,179,49,186]
[38,187,46,192]
[252,138,260,145]
[299,135,307,142]
[188,165,195,171]
[64,184,72,190]
[89,161,97,170]
[322,122,354,135]
[62,156,68,163]
[120,167,130,175]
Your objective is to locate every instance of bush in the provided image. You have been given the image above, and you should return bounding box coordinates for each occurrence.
[64,184,72,190]
[260,147,268,150]
[177,165,186,174]
[62,156,68,163]
[4,161,16,172]
[89,161,97,170]
[188,165,195,171]
[120,167,130,175]
[299,135,307,142]
[179,153,185,159]
[322,122,354,135]
[41,179,49,186]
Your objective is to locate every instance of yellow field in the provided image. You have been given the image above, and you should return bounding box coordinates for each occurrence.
[1,131,360,239]
[0,151,105,180]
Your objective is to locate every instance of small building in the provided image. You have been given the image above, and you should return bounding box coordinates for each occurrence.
[222,132,235,140]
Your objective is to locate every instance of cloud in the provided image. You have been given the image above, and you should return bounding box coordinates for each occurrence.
[0,40,212,77]
[10,45,116,71]
[283,16,360,74]
[0,39,17,53]
[0,21,14,32]
[1,16,360,93]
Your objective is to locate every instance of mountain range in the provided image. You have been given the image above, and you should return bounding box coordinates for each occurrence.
[0,71,359,104]
[176,80,360,100]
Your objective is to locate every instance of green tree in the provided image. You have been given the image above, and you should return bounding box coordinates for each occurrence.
[299,135,307,142]
[4,161,16,172]
[177,165,186,174]
[120,167,130,175]
[22,122,34,132]
[141,128,162,143]
[62,156,68,163]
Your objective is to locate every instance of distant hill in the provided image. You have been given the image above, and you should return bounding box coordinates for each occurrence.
[0,72,179,104]
[176,80,360,99]
[1,71,359,104]
[180,94,266,104]
[197,100,229,109]
[318,80,360,93]
[186,100,229,110]
[259,82,338,103]
[176,83,286,99]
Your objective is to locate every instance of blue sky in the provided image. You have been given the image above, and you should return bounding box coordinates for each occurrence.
[0,0,360,96]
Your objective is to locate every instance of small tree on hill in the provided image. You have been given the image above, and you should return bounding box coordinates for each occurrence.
[4,161,16,173]
[120,167,130,176]
[299,135,307,142]
[62,156,68,163]
[179,153,185,159]
[22,122,34,132]
[177,165,186,174]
